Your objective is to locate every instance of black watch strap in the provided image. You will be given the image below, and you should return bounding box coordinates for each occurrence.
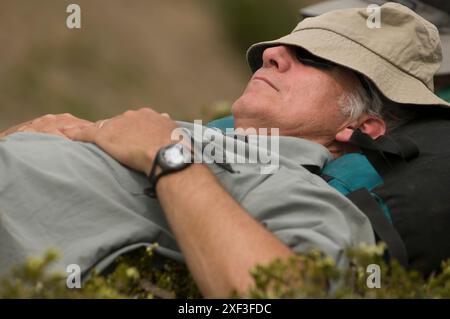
[144,152,168,198]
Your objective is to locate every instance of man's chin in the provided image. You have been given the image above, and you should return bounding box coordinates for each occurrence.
[232,99,263,122]
[233,114,271,132]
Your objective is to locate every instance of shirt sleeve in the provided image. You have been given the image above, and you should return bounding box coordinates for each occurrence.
[0,133,181,277]
[238,165,375,268]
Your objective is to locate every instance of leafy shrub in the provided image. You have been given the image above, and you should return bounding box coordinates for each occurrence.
[0,244,200,299]
[244,244,450,298]
[1,243,449,299]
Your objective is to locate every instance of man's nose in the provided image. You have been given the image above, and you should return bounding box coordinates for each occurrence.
[261,46,292,72]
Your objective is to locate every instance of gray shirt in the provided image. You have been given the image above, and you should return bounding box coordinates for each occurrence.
[0,122,374,277]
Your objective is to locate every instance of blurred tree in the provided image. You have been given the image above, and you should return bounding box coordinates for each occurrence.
[209,0,317,53]
[0,0,248,128]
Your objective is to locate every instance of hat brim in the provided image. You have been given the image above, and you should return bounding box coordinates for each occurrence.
[299,0,450,76]
[247,29,450,107]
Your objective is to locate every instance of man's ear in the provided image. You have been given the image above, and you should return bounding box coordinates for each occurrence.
[335,116,386,143]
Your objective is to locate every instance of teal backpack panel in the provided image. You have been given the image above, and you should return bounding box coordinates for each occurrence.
[322,153,382,195]
[437,87,450,103]
[322,153,392,223]
[206,116,234,132]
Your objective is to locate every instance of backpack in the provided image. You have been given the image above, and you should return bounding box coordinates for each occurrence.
[321,112,450,275]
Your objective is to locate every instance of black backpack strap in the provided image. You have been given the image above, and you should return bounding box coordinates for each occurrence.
[301,164,335,182]
[347,188,409,268]
[349,129,420,176]
[301,164,322,175]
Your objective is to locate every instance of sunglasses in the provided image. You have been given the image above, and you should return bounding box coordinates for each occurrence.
[293,46,373,98]
[293,47,336,69]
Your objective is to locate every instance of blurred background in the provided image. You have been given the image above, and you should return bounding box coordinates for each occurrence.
[0,0,318,129]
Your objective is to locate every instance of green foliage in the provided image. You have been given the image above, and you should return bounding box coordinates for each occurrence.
[95,244,201,299]
[1,243,449,299]
[0,244,200,299]
[243,243,450,298]
[0,249,71,299]
[210,0,303,53]
[243,250,339,298]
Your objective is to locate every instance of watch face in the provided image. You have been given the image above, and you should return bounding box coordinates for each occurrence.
[161,144,188,168]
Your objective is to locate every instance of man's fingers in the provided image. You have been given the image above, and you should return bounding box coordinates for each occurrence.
[61,123,98,142]
[0,120,32,138]
[17,127,37,133]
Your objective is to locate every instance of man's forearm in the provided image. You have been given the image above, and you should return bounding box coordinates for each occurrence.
[156,164,294,298]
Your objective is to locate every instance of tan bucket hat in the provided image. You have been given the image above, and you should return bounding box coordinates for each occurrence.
[247,2,450,107]
[300,0,450,76]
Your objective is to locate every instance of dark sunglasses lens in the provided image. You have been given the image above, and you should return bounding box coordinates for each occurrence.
[295,48,334,69]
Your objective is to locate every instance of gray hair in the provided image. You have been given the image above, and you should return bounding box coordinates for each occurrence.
[338,75,417,132]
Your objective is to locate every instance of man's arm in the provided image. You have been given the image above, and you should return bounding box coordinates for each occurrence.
[156,163,293,297]
[62,108,294,297]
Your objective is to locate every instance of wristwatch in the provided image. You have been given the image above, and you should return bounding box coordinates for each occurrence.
[145,143,192,198]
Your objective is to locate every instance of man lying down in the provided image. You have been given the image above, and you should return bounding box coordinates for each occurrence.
[0,121,369,276]
[0,4,449,297]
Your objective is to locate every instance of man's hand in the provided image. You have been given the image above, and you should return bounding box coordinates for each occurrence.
[62,108,178,175]
[0,113,93,139]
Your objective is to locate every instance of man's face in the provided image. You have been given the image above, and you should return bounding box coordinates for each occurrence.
[232,45,360,146]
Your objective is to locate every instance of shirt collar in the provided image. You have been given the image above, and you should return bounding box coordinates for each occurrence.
[178,121,333,169]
